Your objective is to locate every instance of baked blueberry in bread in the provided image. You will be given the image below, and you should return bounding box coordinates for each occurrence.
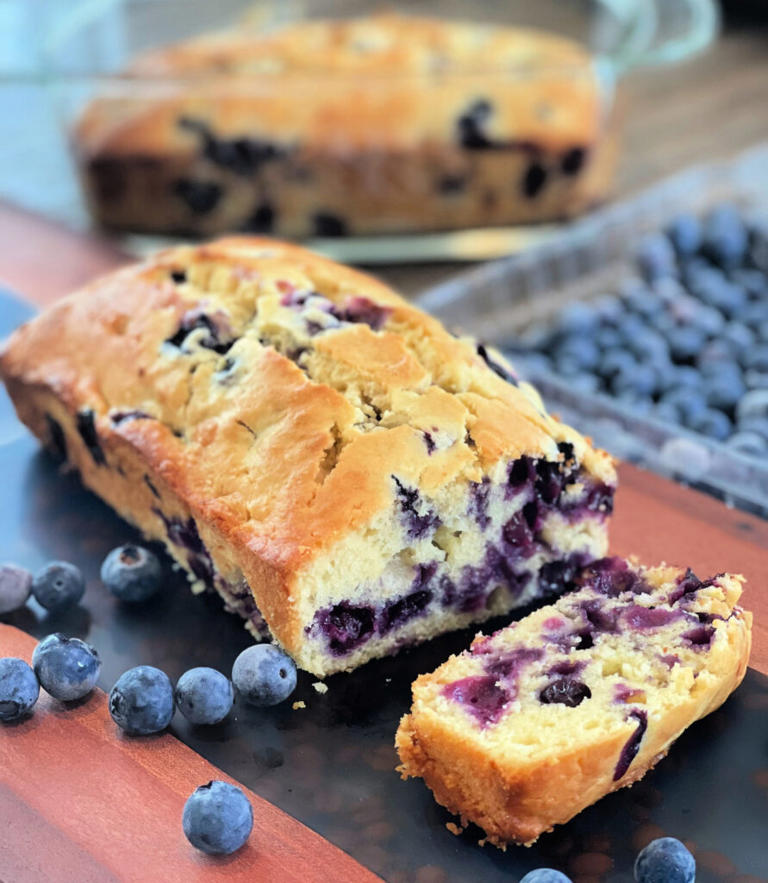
[396,558,752,845]
[0,237,615,676]
[75,14,618,237]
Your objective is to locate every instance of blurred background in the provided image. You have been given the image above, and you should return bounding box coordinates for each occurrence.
[2,0,768,514]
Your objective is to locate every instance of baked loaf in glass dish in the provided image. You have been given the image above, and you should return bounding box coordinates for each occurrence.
[74,14,618,238]
[396,557,752,845]
[0,238,616,676]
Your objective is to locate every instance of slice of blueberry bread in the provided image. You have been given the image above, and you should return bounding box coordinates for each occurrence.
[0,237,615,676]
[396,558,752,845]
[76,13,617,238]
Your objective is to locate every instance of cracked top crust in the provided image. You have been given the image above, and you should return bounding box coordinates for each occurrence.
[0,237,615,580]
[75,14,601,157]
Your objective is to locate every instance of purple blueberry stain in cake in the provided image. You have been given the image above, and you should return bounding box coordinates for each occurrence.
[539,554,588,597]
[469,477,492,529]
[143,474,161,500]
[166,309,237,356]
[45,414,67,461]
[561,147,587,176]
[546,659,585,677]
[422,431,436,455]
[539,677,592,707]
[581,598,620,634]
[659,653,681,668]
[170,269,187,284]
[315,601,375,655]
[313,212,348,238]
[623,605,681,630]
[457,99,494,149]
[245,202,275,233]
[522,161,548,198]
[484,647,543,681]
[76,408,106,465]
[380,589,433,633]
[443,675,510,727]
[613,708,648,780]
[476,343,518,385]
[178,117,286,175]
[507,456,535,497]
[335,296,391,331]
[153,509,215,587]
[110,410,153,425]
[501,509,536,561]
[681,625,716,648]
[614,684,646,704]
[668,568,711,605]
[437,173,468,194]
[579,557,644,598]
[543,616,565,631]
[173,178,222,215]
[392,476,440,540]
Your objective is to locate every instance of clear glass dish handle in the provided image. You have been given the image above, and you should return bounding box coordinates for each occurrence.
[596,0,720,75]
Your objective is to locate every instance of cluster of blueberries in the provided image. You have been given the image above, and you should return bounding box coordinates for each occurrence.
[0,546,298,856]
[507,204,768,455]
[521,837,695,883]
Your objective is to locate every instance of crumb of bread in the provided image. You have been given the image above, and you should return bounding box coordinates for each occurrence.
[445,822,462,836]
[312,682,328,694]
[292,700,306,710]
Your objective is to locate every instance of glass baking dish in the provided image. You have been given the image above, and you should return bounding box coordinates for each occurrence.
[11,0,718,262]
[416,144,768,517]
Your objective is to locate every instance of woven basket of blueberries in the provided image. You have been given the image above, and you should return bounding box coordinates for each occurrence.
[418,145,768,517]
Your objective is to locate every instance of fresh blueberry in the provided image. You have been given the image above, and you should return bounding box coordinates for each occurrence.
[182,780,253,855]
[231,644,297,707]
[109,665,174,735]
[570,374,600,394]
[666,326,705,363]
[634,836,695,883]
[737,389,768,423]
[666,213,701,256]
[635,233,677,281]
[744,369,768,390]
[593,295,623,325]
[627,328,670,364]
[599,349,637,380]
[696,340,739,375]
[730,267,768,300]
[31,561,85,612]
[0,564,32,614]
[100,544,162,603]
[594,325,623,351]
[557,302,598,334]
[689,408,732,441]
[668,366,701,390]
[659,388,708,425]
[612,363,658,399]
[0,657,39,721]
[654,401,683,424]
[703,203,748,268]
[726,431,768,457]
[520,871,572,883]
[701,280,747,318]
[555,337,600,372]
[689,304,725,337]
[737,415,768,439]
[619,278,657,319]
[740,302,768,329]
[721,322,755,352]
[175,667,234,725]
[743,345,768,373]
[704,373,745,412]
[32,634,101,702]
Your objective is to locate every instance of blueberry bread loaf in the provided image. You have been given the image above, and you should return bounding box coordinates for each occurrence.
[396,558,752,845]
[75,14,617,238]
[0,238,615,676]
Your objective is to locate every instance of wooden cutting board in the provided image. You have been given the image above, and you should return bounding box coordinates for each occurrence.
[0,623,379,883]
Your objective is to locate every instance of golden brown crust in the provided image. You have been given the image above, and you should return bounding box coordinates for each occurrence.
[396,568,752,846]
[0,237,615,668]
[73,14,617,236]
